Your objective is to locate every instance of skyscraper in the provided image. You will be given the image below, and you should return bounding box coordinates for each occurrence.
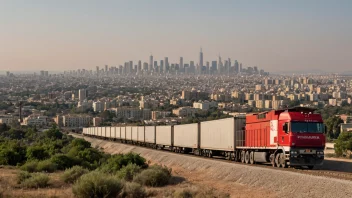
[199,48,203,74]
[149,54,153,72]
[164,57,169,73]
[218,55,223,74]
[160,60,164,73]
[179,57,183,72]
[234,60,239,73]
[138,60,142,74]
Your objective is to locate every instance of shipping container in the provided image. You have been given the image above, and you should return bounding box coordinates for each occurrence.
[114,127,121,139]
[98,127,102,137]
[145,126,155,143]
[156,125,173,146]
[132,127,138,141]
[137,126,145,142]
[121,127,126,140]
[174,123,198,148]
[126,126,132,140]
[200,118,236,151]
[107,127,111,138]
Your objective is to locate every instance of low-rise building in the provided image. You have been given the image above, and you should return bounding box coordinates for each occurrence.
[172,107,197,117]
[23,115,48,127]
[60,114,92,128]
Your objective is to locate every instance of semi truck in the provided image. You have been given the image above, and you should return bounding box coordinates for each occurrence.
[83,107,325,169]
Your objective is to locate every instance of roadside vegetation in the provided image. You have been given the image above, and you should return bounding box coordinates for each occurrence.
[0,123,204,197]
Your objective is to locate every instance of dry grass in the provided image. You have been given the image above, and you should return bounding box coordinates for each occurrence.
[0,167,73,198]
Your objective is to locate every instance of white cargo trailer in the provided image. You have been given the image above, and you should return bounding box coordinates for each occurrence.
[131,127,138,141]
[98,127,102,137]
[121,127,126,140]
[137,126,145,142]
[126,126,132,140]
[114,127,121,139]
[156,125,173,146]
[200,118,235,151]
[145,126,155,144]
[174,123,198,148]
[106,127,111,138]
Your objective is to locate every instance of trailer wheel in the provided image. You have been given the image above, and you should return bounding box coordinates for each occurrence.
[241,151,245,163]
[249,151,255,164]
[307,166,314,170]
[245,151,250,164]
[208,151,213,158]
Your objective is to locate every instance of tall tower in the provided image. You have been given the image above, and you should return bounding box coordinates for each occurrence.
[218,54,222,74]
[149,54,153,72]
[179,57,183,72]
[199,48,203,74]
[164,57,169,73]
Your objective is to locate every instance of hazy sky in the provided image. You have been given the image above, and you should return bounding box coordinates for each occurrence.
[1,0,351,72]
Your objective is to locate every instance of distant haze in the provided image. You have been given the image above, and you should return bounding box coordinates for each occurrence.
[1,0,351,73]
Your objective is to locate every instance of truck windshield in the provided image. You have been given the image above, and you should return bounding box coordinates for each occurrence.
[291,122,324,133]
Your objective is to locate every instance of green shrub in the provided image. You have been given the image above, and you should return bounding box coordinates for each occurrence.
[77,148,103,164]
[133,165,171,187]
[100,153,147,174]
[36,160,57,173]
[116,164,141,181]
[20,173,50,188]
[72,171,123,198]
[121,182,147,198]
[50,154,77,170]
[61,166,89,184]
[335,132,352,157]
[26,146,49,161]
[70,138,91,149]
[20,161,38,172]
[16,171,32,184]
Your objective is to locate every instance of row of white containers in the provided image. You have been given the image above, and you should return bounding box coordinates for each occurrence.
[82,117,245,151]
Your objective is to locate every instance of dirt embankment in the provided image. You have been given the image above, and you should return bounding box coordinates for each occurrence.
[75,134,352,198]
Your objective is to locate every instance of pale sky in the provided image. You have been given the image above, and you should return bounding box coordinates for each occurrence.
[0,0,351,73]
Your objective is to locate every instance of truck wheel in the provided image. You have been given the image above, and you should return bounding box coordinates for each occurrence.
[279,153,287,168]
[245,151,250,164]
[275,153,280,167]
[241,151,245,163]
[249,151,255,164]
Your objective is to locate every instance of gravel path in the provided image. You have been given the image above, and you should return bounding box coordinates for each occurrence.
[75,135,352,198]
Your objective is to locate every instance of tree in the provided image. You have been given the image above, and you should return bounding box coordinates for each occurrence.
[325,116,343,139]
[335,132,352,157]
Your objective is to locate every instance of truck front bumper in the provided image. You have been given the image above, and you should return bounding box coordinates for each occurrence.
[288,148,324,166]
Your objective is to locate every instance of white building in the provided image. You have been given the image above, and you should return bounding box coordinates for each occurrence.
[193,101,218,110]
[0,115,15,125]
[23,115,48,127]
[62,115,92,128]
[93,101,104,112]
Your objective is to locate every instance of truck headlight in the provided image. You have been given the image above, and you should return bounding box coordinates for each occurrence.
[290,151,298,155]
[317,151,324,155]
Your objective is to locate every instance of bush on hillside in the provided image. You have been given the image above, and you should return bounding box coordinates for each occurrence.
[61,166,89,184]
[100,153,147,174]
[120,182,147,198]
[16,171,32,184]
[20,161,39,172]
[50,154,77,170]
[26,146,49,161]
[20,173,50,188]
[36,160,57,173]
[72,171,123,198]
[133,165,171,187]
[116,163,141,181]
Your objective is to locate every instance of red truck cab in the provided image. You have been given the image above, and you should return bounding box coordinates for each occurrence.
[278,107,325,167]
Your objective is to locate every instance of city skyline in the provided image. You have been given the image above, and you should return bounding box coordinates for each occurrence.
[1,0,351,72]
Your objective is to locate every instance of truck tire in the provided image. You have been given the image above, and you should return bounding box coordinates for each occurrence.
[241,150,245,163]
[279,153,287,168]
[245,151,250,164]
[275,153,280,167]
[249,151,255,164]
